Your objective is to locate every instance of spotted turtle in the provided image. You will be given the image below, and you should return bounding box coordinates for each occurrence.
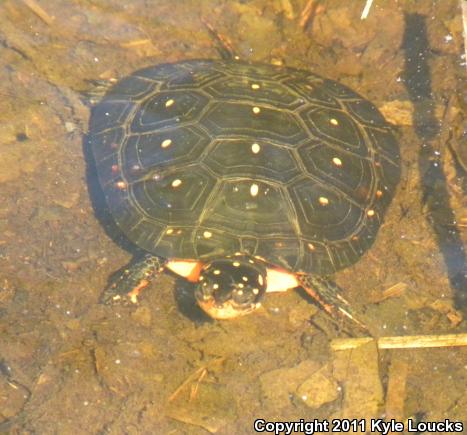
[88,59,400,325]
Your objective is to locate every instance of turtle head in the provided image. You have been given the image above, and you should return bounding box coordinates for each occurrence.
[194,256,267,319]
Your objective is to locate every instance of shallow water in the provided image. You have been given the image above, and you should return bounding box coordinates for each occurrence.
[0,0,466,433]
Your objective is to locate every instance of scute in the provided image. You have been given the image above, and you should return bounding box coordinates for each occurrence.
[200,101,308,144]
[89,59,400,275]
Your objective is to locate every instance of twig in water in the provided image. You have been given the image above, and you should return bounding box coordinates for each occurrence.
[21,0,54,25]
[462,0,467,69]
[361,0,374,20]
[331,333,467,351]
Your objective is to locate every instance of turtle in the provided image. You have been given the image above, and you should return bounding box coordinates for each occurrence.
[88,59,400,326]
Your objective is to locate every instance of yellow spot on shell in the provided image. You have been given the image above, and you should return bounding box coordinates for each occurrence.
[161,139,172,148]
[166,228,174,235]
[165,99,174,107]
[319,196,329,206]
[116,181,126,190]
[171,179,182,188]
[251,83,260,90]
[332,157,343,167]
[367,209,375,217]
[330,118,339,125]
[376,190,383,198]
[250,183,259,197]
[251,143,261,154]
[307,243,315,251]
[214,270,221,275]
[252,106,261,114]
[203,231,212,238]
[233,261,240,267]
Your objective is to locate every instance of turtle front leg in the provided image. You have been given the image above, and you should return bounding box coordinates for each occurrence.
[101,254,167,305]
[297,274,368,331]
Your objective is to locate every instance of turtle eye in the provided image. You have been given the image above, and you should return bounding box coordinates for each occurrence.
[194,256,267,319]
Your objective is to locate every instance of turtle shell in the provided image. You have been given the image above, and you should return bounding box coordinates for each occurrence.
[89,60,400,276]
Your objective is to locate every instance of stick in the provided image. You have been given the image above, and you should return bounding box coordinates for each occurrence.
[21,0,54,25]
[462,0,467,69]
[385,353,409,421]
[168,367,205,402]
[168,357,225,402]
[299,0,317,29]
[331,333,467,351]
[361,0,374,20]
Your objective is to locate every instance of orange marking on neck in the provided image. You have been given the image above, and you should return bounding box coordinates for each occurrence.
[166,260,203,282]
[127,279,149,303]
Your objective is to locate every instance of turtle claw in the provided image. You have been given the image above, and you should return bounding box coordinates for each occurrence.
[100,254,166,306]
[297,274,369,332]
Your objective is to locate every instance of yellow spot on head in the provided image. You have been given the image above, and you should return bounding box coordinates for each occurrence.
[171,179,182,188]
[237,289,244,295]
[376,190,383,198]
[330,118,339,125]
[319,196,329,206]
[238,283,244,289]
[203,231,212,238]
[213,284,219,290]
[165,99,174,107]
[161,139,172,148]
[251,83,260,90]
[252,288,259,295]
[252,106,261,114]
[258,275,264,286]
[250,183,259,197]
[367,209,375,217]
[332,157,343,167]
[251,143,261,154]
[242,276,248,282]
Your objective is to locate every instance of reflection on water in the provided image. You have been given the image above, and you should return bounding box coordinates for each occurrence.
[0,0,465,433]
